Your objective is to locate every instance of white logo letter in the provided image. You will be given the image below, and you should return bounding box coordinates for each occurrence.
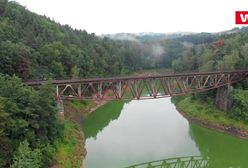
[240,14,248,22]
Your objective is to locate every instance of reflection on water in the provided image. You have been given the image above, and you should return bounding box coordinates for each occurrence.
[83,101,124,139]
[83,98,200,168]
[190,124,248,168]
[83,98,248,168]
[125,156,209,168]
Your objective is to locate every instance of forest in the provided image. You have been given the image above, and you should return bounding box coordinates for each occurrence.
[1,0,248,167]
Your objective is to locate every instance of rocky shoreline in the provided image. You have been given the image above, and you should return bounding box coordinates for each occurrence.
[177,109,248,140]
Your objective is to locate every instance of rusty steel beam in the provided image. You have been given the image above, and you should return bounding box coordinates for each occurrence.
[24,70,248,100]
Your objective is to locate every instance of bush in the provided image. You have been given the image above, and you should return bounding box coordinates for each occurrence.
[0,74,60,166]
[231,89,248,122]
[11,140,41,168]
[191,90,216,103]
[39,143,56,167]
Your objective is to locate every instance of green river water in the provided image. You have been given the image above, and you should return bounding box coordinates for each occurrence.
[82,98,248,168]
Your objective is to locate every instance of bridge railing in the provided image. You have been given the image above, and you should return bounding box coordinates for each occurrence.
[124,156,209,168]
[24,69,248,100]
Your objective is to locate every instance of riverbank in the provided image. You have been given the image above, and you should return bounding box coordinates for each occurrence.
[51,120,86,168]
[172,96,248,140]
[53,98,110,168]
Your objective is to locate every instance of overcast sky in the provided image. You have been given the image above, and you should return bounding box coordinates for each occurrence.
[14,0,248,35]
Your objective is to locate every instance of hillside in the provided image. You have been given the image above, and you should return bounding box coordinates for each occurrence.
[2,1,248,167]
[2,1,248,81]
[102,32,196,42]
[2,1,248,80]
[0,1,160,79]
[172,28,248,72]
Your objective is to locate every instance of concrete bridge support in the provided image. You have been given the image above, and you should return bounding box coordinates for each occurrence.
[56,99,64,118]
[215,84,233,112]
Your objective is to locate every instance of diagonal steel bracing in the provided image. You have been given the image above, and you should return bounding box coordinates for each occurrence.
[125,156,209,168]
[24,70,248,100]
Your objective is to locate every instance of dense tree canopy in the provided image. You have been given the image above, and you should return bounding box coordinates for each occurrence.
[1,1,248,167]
[0,1,161,79]
[0,74,60,167]
[0,1,234,80]
[172,31,248,72]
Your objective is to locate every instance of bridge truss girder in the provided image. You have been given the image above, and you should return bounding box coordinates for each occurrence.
[126,156,209,168]
[54,71,248,100]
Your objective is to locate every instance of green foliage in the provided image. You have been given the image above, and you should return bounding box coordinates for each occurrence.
[0,73,59,167]
[0,97,13,167]
[70,99,96,110]
[0,18,17,41]
[2,1,248,80]
[191,91,216,103]
[0,1,173,79]
[171,31,248,72]
[54,120,84,168]
[231,89,248,123]
[49,61,66,79]
[39,143,56,167]
[2,1,237,80]
[11,140,41,168]
[71,65,80,79]
[170,28,248,120]
[1,1,248,165]
[0,41,32,78]
[160,40,185,68]
[0,0,8,16]
[172,96,248,130]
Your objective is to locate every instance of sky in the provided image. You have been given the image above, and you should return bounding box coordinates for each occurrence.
[13,0,248,35]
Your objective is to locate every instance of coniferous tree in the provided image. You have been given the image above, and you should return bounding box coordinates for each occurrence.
[11,140,41,168]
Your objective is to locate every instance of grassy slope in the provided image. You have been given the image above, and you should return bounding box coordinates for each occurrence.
[53,100,94,168]
[172,96,248,130]
[69,99,97,112]
[52,99,100,168]
[53,120,86,168]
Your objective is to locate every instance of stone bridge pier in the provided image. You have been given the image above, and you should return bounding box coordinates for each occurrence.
[215,84,233,112]
[56,99,64,118]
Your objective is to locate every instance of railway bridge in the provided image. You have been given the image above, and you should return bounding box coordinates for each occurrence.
[125,156,209,168]
[25,70,248,101]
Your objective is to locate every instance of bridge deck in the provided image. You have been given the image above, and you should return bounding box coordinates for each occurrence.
[24,70,248,86]
[24,70,248,100]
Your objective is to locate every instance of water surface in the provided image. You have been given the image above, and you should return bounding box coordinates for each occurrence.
[83,98,248,168]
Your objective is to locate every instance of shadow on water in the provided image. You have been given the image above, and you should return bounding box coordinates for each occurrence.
[125,156,209,168]
[189,124,248,168]
[83,101,125,139]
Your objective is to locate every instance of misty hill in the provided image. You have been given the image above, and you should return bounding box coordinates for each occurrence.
[1,1,248,168]
[103,32,196,42]
[103,27,248,44]
[1,0,248,81]
[0,1,161,79]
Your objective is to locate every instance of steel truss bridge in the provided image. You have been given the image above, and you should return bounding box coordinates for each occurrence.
[125,156,209,168]
[25,70,248,100]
